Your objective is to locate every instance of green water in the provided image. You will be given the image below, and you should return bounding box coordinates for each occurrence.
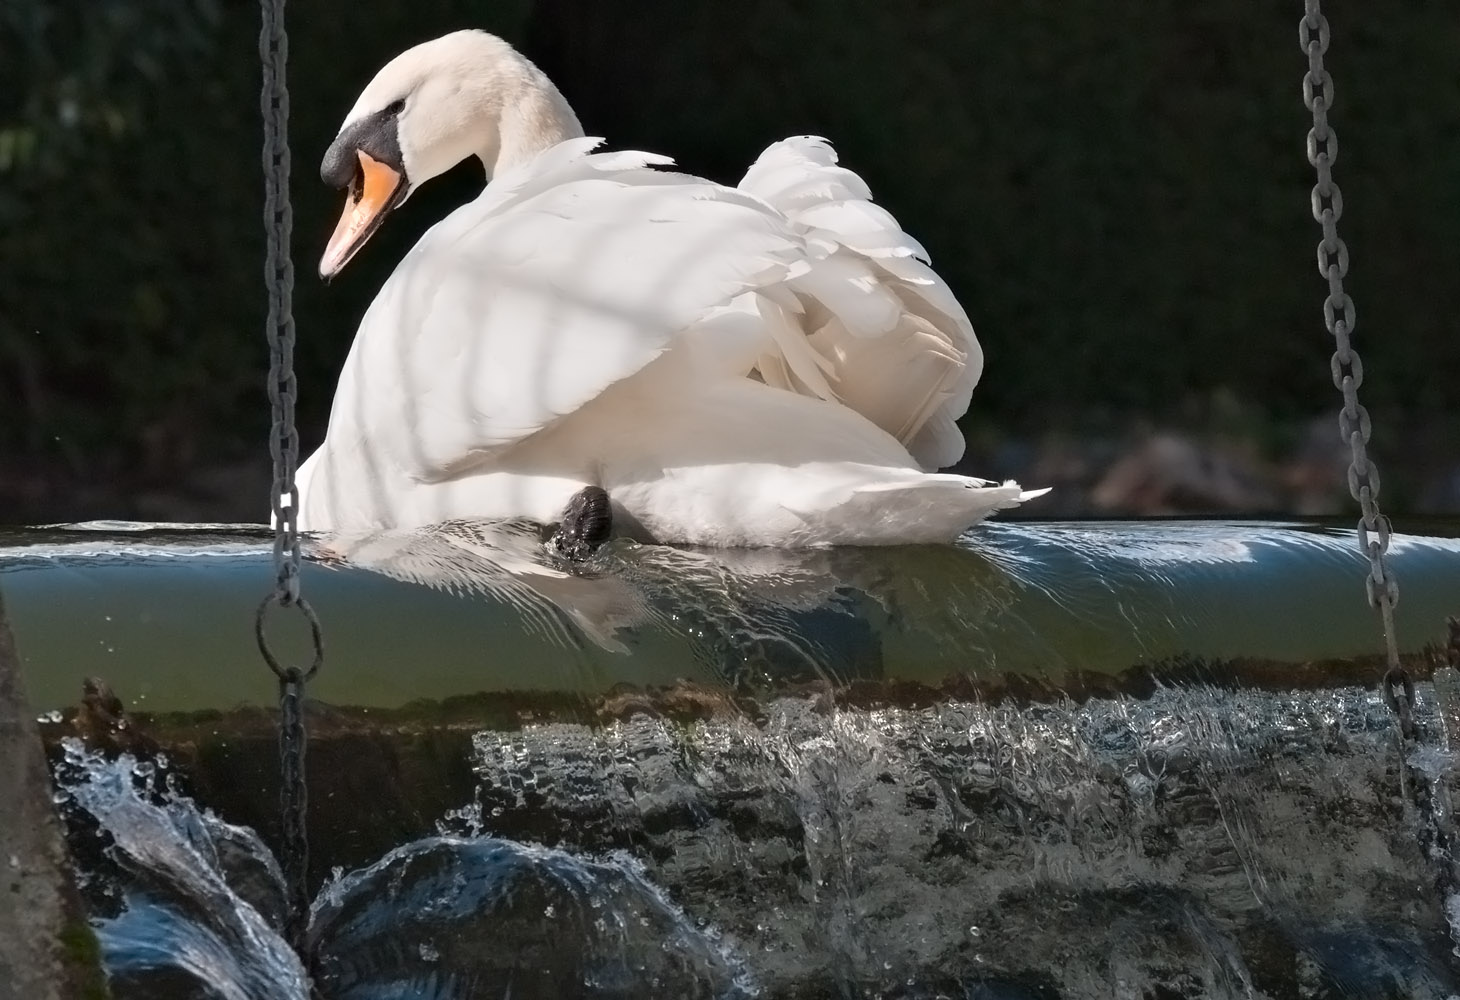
[2,518,1458,713]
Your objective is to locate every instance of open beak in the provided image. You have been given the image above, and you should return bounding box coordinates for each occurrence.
[320,151,406,279]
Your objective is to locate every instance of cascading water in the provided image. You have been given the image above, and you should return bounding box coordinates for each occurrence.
[50,679,1460,999]
[52,741,309,1000]
[308,838,754,999]
[10,517,1460,997]
[53,741,754,1000]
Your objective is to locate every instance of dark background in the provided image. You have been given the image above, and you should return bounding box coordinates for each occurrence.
[2,0,1457,524]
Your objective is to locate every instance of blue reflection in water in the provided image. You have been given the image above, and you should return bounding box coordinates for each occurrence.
[308,838,751,1000]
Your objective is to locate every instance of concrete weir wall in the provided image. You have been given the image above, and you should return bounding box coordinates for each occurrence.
[0,591,110,1000]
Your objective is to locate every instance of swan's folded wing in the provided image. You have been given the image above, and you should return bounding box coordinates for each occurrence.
[342,145,804,481]
[739,136,984,471]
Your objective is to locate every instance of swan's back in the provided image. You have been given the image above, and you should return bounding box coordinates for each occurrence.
[304,136,1034,543]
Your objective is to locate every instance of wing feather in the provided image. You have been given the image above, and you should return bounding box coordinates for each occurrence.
[339,144,803,481]
[739,136,984,469]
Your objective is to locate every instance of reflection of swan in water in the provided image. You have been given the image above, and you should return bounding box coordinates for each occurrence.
[332,497,1419,684]
[314,515,1025,678]
[314,519,651,653]
[325,515,1392,685]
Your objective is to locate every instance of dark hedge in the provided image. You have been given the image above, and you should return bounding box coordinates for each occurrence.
[2,0,1456,486]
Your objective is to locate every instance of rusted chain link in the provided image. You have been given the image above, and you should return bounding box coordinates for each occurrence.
[1300,0,1410,739]
[257,0,320,953]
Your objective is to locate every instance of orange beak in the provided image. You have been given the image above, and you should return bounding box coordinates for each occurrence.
[320,150,406,279]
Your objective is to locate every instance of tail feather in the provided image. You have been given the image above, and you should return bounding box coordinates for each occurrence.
[785,473,1048,545]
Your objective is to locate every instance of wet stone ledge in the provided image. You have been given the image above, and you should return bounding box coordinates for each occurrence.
[0,595,110,1000]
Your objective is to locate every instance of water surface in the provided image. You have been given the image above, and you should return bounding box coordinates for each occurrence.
[3,517,1458,712]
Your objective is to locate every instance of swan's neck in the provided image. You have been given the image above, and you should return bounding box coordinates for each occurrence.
[477,59,585,178]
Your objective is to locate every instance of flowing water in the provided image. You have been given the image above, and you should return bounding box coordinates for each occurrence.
[4,518,1460,711]
[48,683,1460,998]
[7,517,1460,998]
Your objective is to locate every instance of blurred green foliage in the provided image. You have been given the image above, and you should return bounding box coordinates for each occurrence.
[1,0,1457,487]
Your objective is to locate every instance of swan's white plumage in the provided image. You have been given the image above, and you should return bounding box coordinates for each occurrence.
[298,33,1043,546]
[353,140,804,475]
[737,136,982,471]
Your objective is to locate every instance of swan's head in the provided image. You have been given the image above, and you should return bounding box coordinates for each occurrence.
[319,30,581,278]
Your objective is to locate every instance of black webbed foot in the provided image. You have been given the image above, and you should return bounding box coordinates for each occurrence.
[549,485,613,561]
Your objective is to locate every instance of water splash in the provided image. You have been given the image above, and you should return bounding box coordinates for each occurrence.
[54,739,308,1000]
[54,740,754,1000]
[307,837,755,999]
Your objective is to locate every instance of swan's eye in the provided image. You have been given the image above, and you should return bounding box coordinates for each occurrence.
[386,98,406,116]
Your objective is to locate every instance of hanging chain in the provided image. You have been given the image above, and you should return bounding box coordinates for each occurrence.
[260,0,300,596]
[257,0,322,953]
[1300,7,1460,954]
[1300,1,1411,739]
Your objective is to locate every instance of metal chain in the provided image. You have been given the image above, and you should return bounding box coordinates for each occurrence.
[1300,1,1411,739]
[260,0,300,598]
[257,0,321,954]
[1301,7,1460,957]
[277,670,310,947]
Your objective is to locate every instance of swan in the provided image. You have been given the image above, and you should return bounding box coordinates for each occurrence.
[296,29,1045,547]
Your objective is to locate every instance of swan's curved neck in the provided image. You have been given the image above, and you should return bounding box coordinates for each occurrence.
[477,58,585,178]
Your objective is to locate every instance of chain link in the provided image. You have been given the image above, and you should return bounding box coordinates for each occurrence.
[258,0,320,953]
[1300,1,1410,739]
[255,594,324,682]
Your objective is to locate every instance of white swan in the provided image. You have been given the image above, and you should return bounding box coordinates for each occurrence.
[296,29,1045,547]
